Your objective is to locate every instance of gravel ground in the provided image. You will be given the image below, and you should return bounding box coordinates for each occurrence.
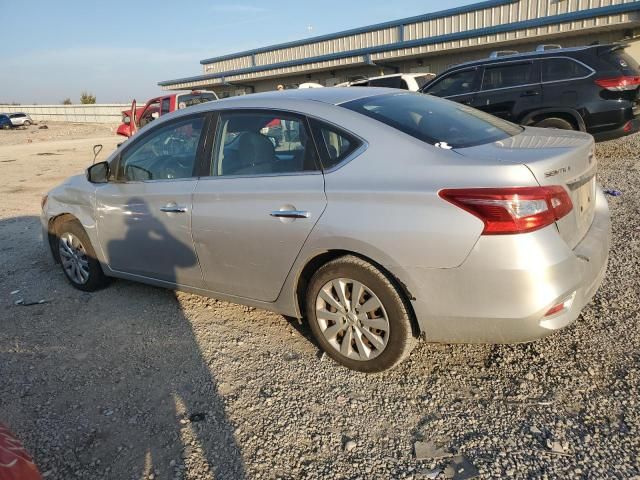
[0,124,638,479]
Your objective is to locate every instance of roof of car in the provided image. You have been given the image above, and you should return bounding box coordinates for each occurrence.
[201,87,397,107]
[448,43,619,70]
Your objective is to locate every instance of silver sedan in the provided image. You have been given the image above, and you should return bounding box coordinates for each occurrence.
[41,88,611,372]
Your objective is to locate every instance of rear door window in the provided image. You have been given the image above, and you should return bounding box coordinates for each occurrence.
[342,92,522,149]
[481,62,535,90]
[369,76,403,88]
[542,58,591,82]
[424,69,477,97]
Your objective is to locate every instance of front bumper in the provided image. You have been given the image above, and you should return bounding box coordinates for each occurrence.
[396,187,611,343]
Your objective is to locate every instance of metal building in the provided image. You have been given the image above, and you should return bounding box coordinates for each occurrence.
[159,0,640,97]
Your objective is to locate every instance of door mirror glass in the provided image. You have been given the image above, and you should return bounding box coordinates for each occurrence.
[87,161,109,183]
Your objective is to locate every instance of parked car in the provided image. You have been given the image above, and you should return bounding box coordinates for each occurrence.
[42,88,610,372]
[8,112,34,127]
[339,73,435,91]
[116,90,218,138]
[0,114,13,130]
[421,43,640,141]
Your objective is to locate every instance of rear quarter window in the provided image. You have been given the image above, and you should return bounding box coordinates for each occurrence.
[542,58,592,82]
[342,92,522,149]
[310,120,362,170]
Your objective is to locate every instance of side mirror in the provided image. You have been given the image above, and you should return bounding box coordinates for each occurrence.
[87,161,110,184]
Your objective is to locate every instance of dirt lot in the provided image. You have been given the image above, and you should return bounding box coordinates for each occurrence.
[1,123,639,480]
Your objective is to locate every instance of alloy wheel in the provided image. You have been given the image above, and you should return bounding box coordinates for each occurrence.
[59,232,90,285]
[315,278,390,361]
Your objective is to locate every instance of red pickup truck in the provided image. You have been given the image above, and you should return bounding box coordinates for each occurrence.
[116,91,218,138]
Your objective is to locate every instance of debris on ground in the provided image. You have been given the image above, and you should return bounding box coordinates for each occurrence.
[603,188,622,196]
[16,299,49,306]
[418,467,442,479]
[443,455,479,480]
[414,440,453,460]
[188,412,206,423]
[546,439,570,454]
[344,440,357,452]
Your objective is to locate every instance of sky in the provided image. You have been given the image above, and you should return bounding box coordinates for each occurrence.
[0,0,470,104]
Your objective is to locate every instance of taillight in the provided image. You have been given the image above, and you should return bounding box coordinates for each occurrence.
[594,76,640,91]
[439,186,573,235]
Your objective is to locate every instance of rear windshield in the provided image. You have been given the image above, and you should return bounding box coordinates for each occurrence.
[176,92,217,109]
[414,75,433,90]
[341,93,522,149]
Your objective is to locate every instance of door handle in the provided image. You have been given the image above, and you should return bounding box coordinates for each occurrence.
[521,90,540,97]
[160,203,188,213]
[270,210,310,219]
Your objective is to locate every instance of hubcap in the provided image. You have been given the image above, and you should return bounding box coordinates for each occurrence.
[315,278,390,361]
[59,232,90,285]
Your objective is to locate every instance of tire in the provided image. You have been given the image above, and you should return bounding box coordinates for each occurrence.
[55,219,109,291]
[533,117,576,130]
[23,120,32,127]
[305,255,415,372]
[1,125,9,130]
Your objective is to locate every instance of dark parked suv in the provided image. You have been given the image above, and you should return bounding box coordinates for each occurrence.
[421,43,640,141]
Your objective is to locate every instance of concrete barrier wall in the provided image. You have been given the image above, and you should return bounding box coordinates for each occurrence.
[0,104,129,124]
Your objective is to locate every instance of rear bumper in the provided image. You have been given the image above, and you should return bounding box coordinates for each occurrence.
[592,117,640,142]
[395,187,611,343]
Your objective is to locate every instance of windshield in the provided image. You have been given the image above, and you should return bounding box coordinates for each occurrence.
[341,92,522,148]
[176,92,217,109]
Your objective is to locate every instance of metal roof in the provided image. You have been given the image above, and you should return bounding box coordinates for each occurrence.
[198,0,517,65]
[159,0,640,88]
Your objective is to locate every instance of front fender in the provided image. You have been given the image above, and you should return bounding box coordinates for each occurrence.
[43,176,103,263]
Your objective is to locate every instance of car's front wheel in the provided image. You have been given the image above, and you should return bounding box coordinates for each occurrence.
[56,219,109,291]
[305,255,415,372]
[23,120,32,127]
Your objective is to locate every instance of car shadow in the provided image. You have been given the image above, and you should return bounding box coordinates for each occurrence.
[0,212,246,479]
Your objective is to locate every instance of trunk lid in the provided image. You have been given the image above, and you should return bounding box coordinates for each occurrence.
[455,127,596,248]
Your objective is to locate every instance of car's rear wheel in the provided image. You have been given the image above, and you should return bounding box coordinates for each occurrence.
[305,255,415,372]
[533,117,575,130]
[56,219,109,291]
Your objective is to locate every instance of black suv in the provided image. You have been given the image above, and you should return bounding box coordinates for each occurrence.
[420,43,640,141]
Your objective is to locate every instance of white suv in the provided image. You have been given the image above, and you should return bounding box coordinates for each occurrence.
[338,73,435,91]
[9,113,34,127]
